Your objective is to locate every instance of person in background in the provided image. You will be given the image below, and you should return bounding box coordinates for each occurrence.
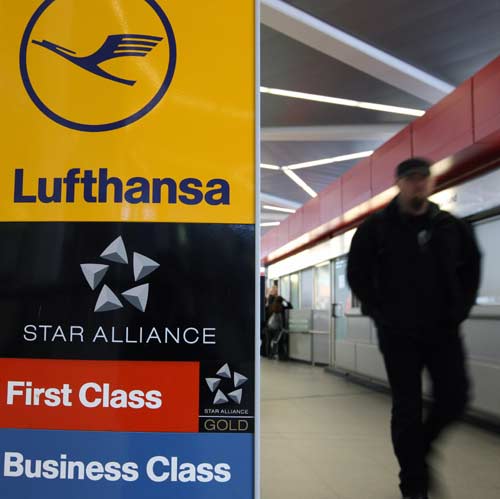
[266,283,279,321]
[347,157,481,499]
[265,284,292,359]
[261,285,279,357]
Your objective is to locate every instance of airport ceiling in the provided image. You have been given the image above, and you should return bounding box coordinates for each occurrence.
[259,0,500,229]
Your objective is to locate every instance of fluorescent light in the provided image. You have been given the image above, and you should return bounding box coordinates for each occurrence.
[357,102,424,116]
[261,163,281,170]
[287,150,374,170]
[262,204,296,214]
[282,168,317,198]
[260,86,425,117]
[261,222,281,227]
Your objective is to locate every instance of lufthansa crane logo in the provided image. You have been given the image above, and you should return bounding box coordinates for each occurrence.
[20,1,176,132]
[32,34,164,86]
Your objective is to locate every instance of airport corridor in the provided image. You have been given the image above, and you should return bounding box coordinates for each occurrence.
[260,359,500,499]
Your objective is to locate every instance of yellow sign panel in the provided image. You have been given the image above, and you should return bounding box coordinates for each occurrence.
[0,0,255,223]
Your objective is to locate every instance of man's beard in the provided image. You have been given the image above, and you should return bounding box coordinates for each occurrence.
[409,196,426,211]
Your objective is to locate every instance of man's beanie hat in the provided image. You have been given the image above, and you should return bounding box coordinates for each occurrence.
[396,157,431,179]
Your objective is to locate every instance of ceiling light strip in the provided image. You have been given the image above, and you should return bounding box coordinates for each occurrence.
[260,163,281,170]
[262,204,296,214]
[260,86,425,117]
[287,150,374,170]
[261,222,281,227]
[282,168,317,198]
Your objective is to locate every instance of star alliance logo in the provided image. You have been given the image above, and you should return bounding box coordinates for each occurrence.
[205,364,248,406]
[80,236,160,313]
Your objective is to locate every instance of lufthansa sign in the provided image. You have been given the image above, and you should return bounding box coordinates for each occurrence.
[0,1,257,499]
[20,0,177,132]
[0,0,255,224]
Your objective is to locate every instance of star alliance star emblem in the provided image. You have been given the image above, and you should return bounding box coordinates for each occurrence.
[80,236,160,313]
[205,363,248,405]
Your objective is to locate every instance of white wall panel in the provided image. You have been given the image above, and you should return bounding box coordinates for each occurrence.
[346,316,371,342]
[430,167,500,219]
[289,333,311,362]
[467,360,500,418]
[334,340,356,371]
[474,217,500,305]
[355,343,388,382]
[312,334,330,365]
[463,318,500,364]
[268,229,356,278]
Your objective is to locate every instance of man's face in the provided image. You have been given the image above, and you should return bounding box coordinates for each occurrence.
[397,173,434,211]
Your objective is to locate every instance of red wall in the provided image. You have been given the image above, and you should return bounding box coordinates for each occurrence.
[341,158,371,213]
[412,79,474,161]
[262,55,500,264]
[371,127,412,195]
[320,180,341,224]
[473,57,500,143]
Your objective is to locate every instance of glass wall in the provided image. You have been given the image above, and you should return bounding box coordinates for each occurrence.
[314,262,330,310]
[475,217,500,305]
[280,275,290,301]
[290,273,299,308]
[300,268,313,309]
[333,256,349,340]
[275,265,327,310]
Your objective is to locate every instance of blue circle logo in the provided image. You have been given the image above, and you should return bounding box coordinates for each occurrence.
[20,0,177,132]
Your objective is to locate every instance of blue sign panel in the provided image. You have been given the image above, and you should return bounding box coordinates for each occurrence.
[0,429,253,499]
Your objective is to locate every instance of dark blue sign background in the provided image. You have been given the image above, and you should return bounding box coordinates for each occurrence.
[0,429,253,499]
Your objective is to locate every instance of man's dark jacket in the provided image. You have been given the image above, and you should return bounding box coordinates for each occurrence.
[347,196,481,338]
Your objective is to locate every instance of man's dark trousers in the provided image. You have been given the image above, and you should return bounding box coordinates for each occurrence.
[378,329,470,497]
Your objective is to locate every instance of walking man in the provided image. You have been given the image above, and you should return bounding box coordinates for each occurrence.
[347,158,481,499]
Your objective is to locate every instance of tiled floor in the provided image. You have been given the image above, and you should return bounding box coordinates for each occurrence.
[260,358,500,499]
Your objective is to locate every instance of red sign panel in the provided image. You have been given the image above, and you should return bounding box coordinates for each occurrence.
[0,359,199,432]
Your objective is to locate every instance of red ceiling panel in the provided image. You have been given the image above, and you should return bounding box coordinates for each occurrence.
[263,236,273,256]
[260,242,266,259]
[288,207,304,241]
[413,79,474,162]
[371,127,412,195]
[341,157,372,213]
[320,180,342,224]
[261,228,277,259]
[473,56,500,143]
[303,196,320,233]
[277,218,289,248]
[260,238,267,258]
